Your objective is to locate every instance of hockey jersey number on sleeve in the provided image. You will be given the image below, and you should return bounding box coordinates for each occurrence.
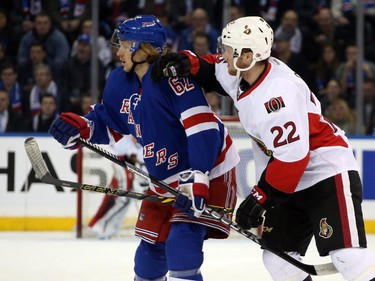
[168,77,195,96]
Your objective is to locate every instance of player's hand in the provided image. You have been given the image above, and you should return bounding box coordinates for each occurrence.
[151,52,192,82]
[235,185,273,230]
[49,112,93,149]
[173,170,209,218]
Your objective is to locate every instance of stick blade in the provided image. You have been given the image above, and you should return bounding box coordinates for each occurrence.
[24,137,48,179]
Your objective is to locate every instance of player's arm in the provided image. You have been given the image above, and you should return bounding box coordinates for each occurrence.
[236,83,310,229]
[168,77,223,218]
[151,51,228,95]
[49,69,129,148]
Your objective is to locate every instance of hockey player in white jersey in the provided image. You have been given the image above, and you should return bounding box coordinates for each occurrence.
[151,16,375,281]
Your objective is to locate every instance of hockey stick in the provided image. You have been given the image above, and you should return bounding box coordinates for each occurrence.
[24,137,232,214]
[74,137,338,276]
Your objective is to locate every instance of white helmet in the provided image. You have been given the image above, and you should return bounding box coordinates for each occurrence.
[220,16,274,74]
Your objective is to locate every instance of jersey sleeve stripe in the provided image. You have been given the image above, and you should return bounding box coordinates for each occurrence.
[185,121,219,137]
[180,105,212,119]
[264,153,310,193]
[182,112,218,129]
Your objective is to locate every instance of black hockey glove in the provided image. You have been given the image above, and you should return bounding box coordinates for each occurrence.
[151,52,192,82]
[235,185,274,230]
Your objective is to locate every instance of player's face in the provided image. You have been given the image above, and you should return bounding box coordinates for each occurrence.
[221,45,253,76]
[220,45,237,75]
[117,40,149,73]
[116,41,136,73]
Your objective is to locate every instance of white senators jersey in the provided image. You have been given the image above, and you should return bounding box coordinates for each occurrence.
[215,57,359,193]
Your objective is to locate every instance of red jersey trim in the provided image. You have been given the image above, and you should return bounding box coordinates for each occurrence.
[238,62,272,101]
[109,128,123,142]
[214,134,233,167]
[335,174,352,247]
[182,112,217,129]
[201,54,220,64]
[265,153,310,193]
[309,113,349,150]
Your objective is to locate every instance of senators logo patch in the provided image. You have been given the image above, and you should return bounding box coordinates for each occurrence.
[264,96,285,113]
[319,218,333,239]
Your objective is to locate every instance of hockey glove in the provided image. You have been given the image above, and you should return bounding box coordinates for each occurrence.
[235,185,274,230]
[150,51,199,82]
[49,112,93,149]
[173,170,209,219]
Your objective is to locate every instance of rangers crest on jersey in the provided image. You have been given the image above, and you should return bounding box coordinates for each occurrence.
[319,218,333,238]
[264,96,285,114]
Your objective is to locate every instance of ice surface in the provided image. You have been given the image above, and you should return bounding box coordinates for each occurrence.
[1,231,374,280]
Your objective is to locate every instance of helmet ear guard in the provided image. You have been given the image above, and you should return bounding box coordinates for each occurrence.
[220,16,274,73]
[111,15,167,54]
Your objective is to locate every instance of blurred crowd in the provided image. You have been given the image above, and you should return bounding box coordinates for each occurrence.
[0,0,375,135]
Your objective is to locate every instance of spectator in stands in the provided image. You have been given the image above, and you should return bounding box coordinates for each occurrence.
[363,79,375,134]
[336,43,375,108]
[0,1,24,31]
[274,10,302,54]
[105,45,122,80]
[325,97,358,135]
[0,89,26,132]
[192,32,211,56]
[139,0,167,16]
[18,0,43,34]
[70,19,112,68]
[177,8,220,54]
[311,7,353,61]
[166,0,213,33]
[273,30,317,94]
[155,9,178,51]
[331,0,375,61]
[17,12,70,86]
[320,79,346,115]
[18,42,47,97]
[312,43,341,98]
[0,8,21,63]
[0,44,6,67]
[205,91,223,115]
[60,33,105,113]
[29,64,58,117]
[228,4,246,22]
[29,93,59,132]
[259,0,294,29]
[211,0,260,30]
[45,0,92,45]
[79,93,93,115]
[0,62,22,113]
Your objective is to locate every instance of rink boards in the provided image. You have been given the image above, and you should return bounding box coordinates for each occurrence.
[1,134,375,232]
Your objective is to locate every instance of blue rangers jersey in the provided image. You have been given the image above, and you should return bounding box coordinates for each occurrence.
[85,65,239,196]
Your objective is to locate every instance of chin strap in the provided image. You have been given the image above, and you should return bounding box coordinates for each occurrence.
[130,51,148,73]
[233,57,256,78]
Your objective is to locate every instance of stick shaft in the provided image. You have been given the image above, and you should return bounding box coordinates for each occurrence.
[76,138,337,276]
[24,137,231,212]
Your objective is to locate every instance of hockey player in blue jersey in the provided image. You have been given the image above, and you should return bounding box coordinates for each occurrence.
[49,15,239,281]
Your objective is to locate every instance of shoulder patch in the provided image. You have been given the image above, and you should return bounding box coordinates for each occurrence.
[264,96,285,114]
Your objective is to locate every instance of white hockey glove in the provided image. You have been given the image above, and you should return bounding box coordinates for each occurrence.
[173,170,209,218]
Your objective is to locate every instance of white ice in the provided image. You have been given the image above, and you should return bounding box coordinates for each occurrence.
[1,231,375,281]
